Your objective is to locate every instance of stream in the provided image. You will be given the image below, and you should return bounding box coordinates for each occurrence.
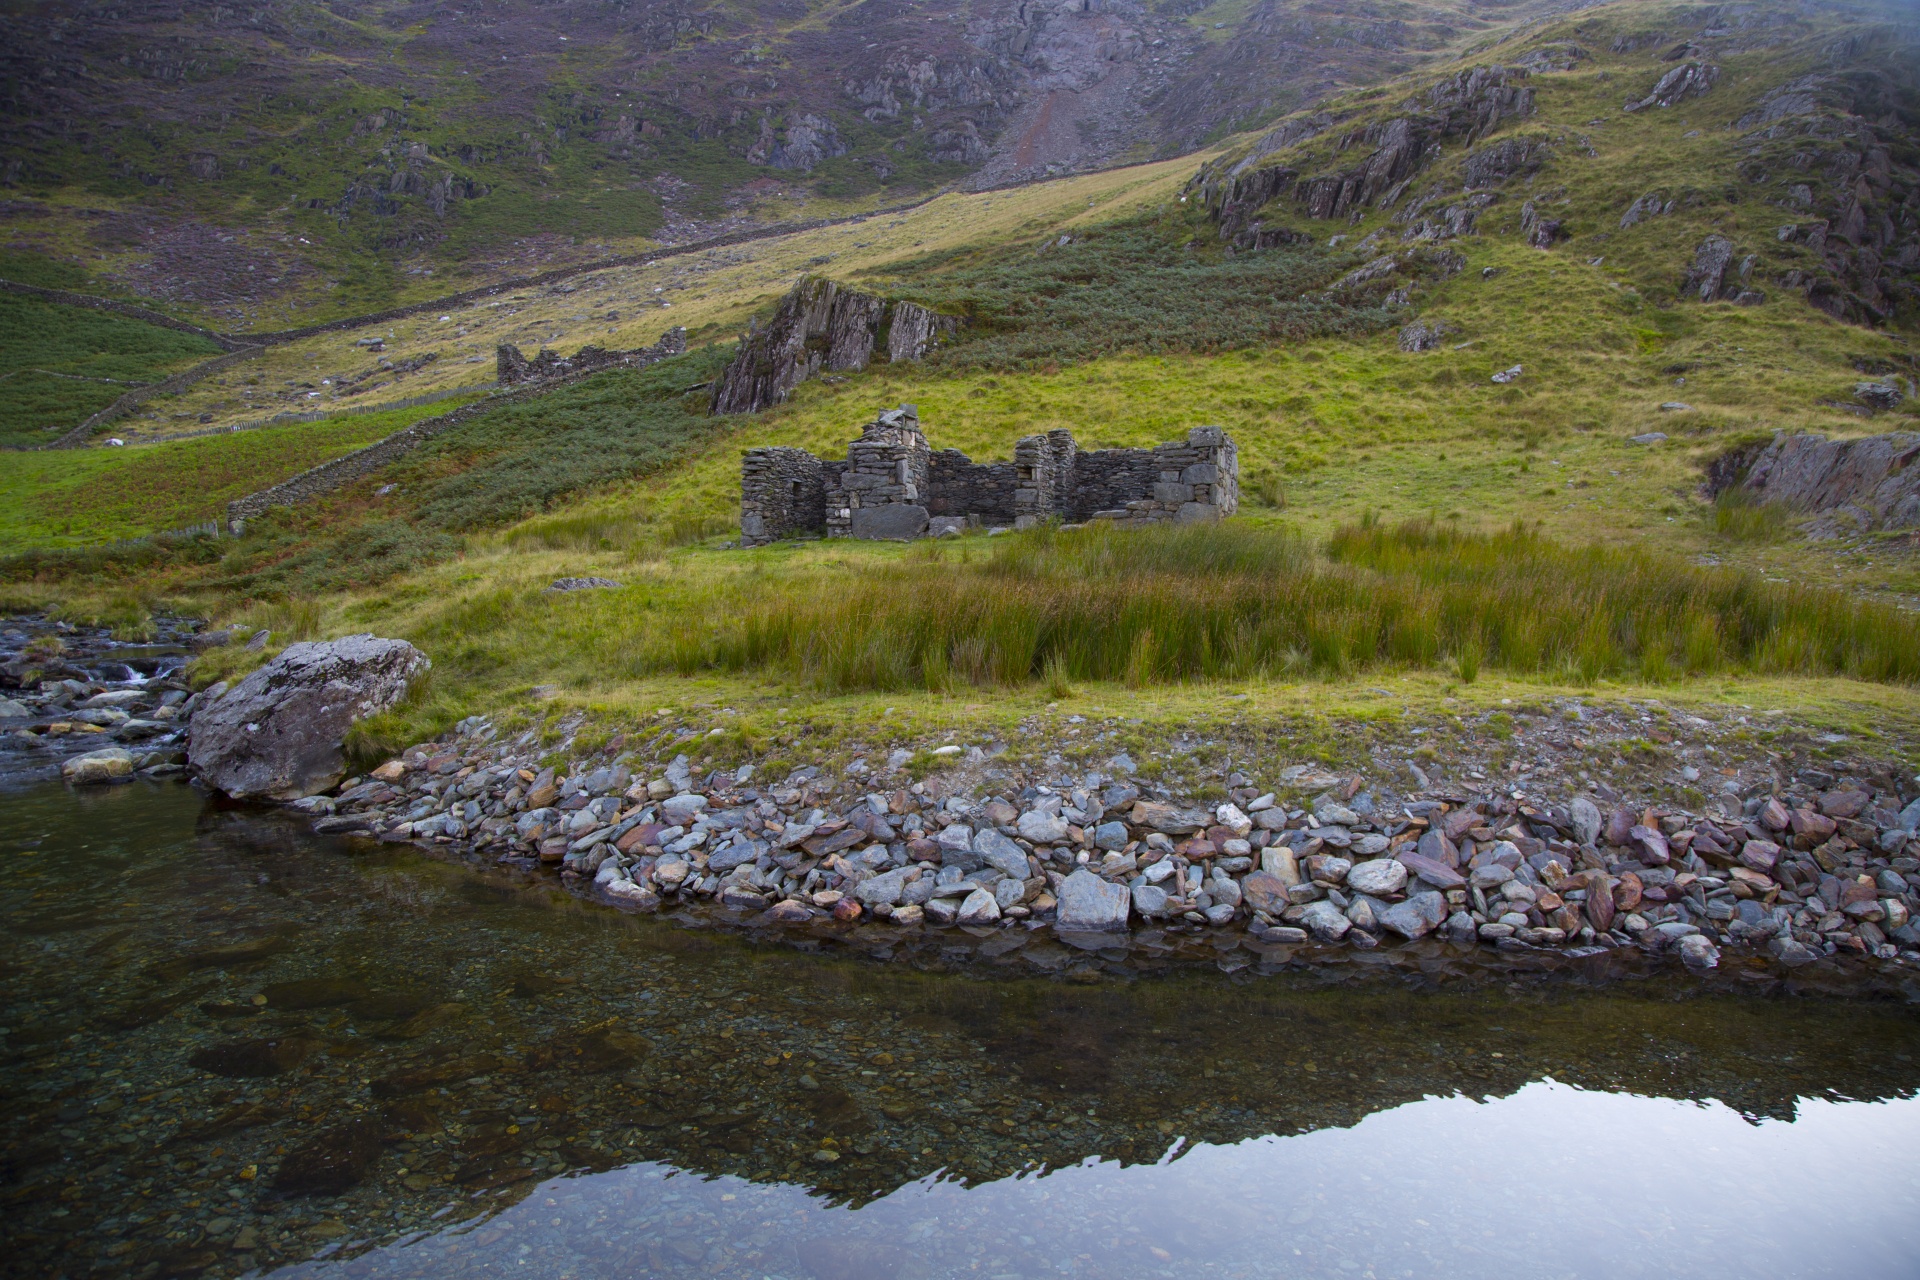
[5,778,1920,1279]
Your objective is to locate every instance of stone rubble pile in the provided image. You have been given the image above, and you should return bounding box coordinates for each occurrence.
[296,717,1920,973]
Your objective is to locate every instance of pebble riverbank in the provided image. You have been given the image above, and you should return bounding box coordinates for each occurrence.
[10,615,1920,983]
[294,711,1920,980]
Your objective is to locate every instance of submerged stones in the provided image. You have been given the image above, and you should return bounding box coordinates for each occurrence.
[271,1117,384,1196]
[189,1036,324,1078]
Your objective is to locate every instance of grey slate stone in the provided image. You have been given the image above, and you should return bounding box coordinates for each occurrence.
[188,634,429,801]
[1055,868,1130,932]
[850,503,929,540]
[973,828,1031,879]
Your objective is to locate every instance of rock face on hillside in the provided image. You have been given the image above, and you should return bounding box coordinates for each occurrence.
[710,280,960,415]
[1191,64,1537,248]
[1708,431,1920,533]
[189,636,429,801]
[1184,12,1919,329]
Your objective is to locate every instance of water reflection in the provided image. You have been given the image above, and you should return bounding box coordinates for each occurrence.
[3,780,1920,1280]
[270,1083,1920,1279]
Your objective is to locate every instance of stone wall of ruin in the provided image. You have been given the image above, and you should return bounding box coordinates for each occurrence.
[926,449,1020,523]
[1073,426,1240,526]
[739,411,1239,544]
[823,407,933,539]
[739,447,827,548]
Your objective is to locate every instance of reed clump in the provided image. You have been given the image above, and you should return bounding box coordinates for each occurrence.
[641,519,1920,692]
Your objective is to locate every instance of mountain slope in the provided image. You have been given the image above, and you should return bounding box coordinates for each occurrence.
[1189,0,1920,325]
[0,0,1577,328]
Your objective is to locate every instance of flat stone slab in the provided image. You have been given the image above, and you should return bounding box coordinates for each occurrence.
[850,503,929,540]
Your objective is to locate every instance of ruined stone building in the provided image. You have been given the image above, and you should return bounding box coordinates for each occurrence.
[740,406,1239,546]
[496,327,686,386]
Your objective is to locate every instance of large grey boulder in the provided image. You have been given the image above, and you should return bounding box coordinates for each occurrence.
[188,635,429,801]
[1055,868,1130,933]
[1377,891,1450,941]
[62,747,134,785]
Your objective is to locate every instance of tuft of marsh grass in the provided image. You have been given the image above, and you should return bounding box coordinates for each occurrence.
[635,520,1920,692]
[1711,487,1790,542]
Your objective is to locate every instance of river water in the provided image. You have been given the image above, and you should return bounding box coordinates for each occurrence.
[6,778,1920,1280]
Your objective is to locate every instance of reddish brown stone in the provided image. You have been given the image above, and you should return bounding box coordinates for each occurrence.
[1397,851,1465,890]
[1818,789,1871,820]
[1613,872,1644,912]
[1586,878,1616,932]
[1629,824,1671,865]
[616,823,665,854]
[1241,871,1290,914]
[1604,807,1636,846]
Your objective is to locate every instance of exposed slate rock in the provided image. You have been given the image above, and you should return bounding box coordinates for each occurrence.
[710,279,958,415]
[1625,61,1719,112]
[1708,431,1920,531]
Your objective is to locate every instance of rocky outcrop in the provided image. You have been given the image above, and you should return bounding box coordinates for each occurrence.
[710,279,960,415]
[1708,431,1920,532]
[188,636,430,801]
[1619,191,1674,228]
[1191,65,1536,241]
[1681,235,1766,304]
[1624,61,1718,111]
[1399,319,1451,352]
[496,328,686,387]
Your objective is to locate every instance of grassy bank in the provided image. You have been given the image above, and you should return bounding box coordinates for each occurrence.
[371,521,1920,698]
[0,396,484,552]
[0,292,221,447]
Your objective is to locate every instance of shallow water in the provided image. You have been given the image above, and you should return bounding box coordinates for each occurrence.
[5,780,1920,1280]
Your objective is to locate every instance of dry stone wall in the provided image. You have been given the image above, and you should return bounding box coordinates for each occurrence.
[739,448,827,547]
[740,410,1238,546]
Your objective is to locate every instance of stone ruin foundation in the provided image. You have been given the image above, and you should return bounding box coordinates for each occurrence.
[740,406,1238,547]
[496,327,687,387]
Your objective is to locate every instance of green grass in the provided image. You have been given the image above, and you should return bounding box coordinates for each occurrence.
[0,396,479,552]
[0,293,221,447]
[1710,486,1791,542]
[616,520,1920,692]
[391,346,735,533]
[869,211,1396,370]
[0,352,734,595]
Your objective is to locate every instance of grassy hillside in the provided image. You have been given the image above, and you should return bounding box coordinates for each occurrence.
[0,396,479,551]
[0,0,1594,332]
[2,0,1917,759]
[0,292,221,448]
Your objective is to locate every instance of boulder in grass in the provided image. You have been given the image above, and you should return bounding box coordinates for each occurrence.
[188,635,429,801]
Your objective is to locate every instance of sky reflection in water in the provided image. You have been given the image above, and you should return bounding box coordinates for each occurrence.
[272,1083,1920,1280]
[6,780,1920,1280]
